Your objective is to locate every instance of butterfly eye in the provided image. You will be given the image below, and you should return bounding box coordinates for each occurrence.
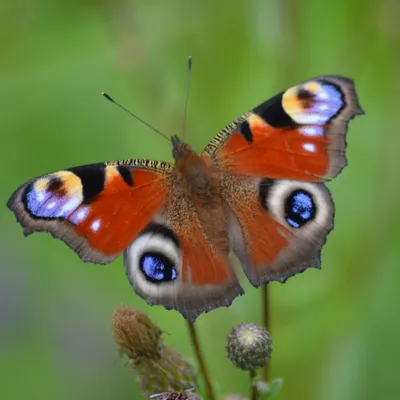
[124,223,182,299]
[259,179,333,232]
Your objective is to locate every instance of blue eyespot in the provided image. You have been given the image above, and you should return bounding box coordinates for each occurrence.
[139,252,177,283]
[285,190,316,228]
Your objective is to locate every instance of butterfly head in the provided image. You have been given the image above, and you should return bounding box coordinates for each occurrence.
[171,135,192,161]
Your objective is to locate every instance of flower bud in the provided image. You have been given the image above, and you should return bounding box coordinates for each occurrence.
[138,346,197,396]
[226,323,272,371]
[111,306,163,366]
[112,306,197,396]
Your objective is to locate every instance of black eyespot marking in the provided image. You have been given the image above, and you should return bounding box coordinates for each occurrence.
[47,177,63,192]
[139,251,178,283]
[297,87,313,100]
[117,165,134,187]
[285,189,316,228]
[253,92,296,128]
[68,164,105,203]
[258,178,274,210]
[239,120,253,143]
[140,223,180,248]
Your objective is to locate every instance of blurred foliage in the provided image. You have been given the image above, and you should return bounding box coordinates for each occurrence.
[0,0,399,399]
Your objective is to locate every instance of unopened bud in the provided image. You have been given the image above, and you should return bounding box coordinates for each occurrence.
[226,323,272,371]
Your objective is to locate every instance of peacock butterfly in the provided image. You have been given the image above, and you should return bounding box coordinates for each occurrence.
[7,76,363,322]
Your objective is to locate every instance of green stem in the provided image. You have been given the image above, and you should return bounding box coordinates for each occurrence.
[250,369,258,400]
[187,322,216,400]
[262,285,270,382]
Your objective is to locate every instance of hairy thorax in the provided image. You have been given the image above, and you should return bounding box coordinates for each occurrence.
[173,150,221,202]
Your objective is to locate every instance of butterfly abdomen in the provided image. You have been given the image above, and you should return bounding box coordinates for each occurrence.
[166,147,230,254]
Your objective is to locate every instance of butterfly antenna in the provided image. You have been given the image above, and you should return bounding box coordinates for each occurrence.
[182,56,192,143]
[102,92,170,141]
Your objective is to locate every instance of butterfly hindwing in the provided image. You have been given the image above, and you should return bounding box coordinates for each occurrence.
[124,185,243,322]
[8,160,173,263]
[223,175,334,286]
[203,76,363,182]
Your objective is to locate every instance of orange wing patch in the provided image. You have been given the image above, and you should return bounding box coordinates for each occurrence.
[71,169,170,257]
[218,125,330,181]
[180,216,234,286]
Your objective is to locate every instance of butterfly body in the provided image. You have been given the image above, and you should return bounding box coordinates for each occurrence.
[172,137,222,203]
[8,76,363,321]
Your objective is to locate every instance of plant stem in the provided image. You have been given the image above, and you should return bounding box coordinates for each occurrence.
[262,285,270,382]
[187,322,216,400]
[250,369,258,400]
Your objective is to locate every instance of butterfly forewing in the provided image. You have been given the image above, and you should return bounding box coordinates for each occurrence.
[8,160,173,263]
[203,76,363,181]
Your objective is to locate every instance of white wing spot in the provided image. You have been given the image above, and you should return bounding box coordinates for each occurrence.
[303,143,317,153]
[47,201,56,209]
[36,191,45,202]
[91,219,101,232]
[60,197,81,215]
[77,209,88,221]
[70,207,89,224]
[300,126,324,137]
[317,90,329,100]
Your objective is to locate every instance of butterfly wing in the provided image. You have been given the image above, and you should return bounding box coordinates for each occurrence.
[8,160,173,263]
[203,76,363,181]
[204,76,363,286]
[123,188,243,322]
[222,175,334,286]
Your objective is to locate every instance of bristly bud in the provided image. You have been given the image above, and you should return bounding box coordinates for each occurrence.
[111,306,196,396]
[138,346,197,396]
[226,323,272,372]
[112,306,163,366]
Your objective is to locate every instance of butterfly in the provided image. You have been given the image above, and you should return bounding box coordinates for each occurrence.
[7,76,363,322]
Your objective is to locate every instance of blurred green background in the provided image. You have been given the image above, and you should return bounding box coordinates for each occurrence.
[1,0,399,399]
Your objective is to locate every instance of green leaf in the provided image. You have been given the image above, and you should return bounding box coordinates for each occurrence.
[257,378,284,399]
